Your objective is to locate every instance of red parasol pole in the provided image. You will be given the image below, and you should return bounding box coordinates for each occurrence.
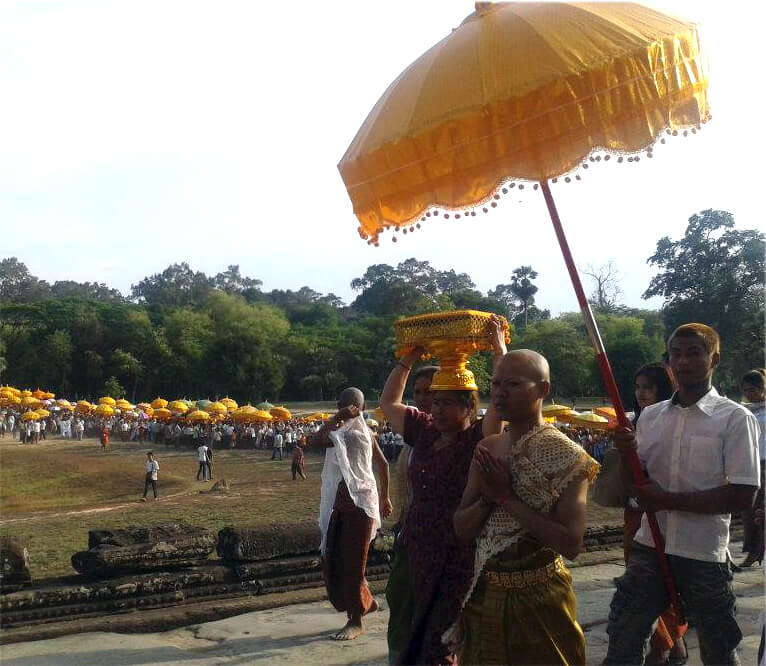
[539,179,685,623]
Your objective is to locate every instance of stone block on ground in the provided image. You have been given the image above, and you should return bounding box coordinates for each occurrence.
[217,523,320,562]
[0,537,32,594]
[200,479,230,494]
[72,523,215,576]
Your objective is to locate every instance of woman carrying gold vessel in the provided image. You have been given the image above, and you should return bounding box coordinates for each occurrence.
[380,310,508,665]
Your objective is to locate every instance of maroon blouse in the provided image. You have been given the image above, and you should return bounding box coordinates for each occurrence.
[400,407,484,665]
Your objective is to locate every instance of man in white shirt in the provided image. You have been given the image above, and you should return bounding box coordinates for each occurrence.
[140,451,160,501]
[196,443,210,481]
[605,323,761,665]
[272,431,284,460]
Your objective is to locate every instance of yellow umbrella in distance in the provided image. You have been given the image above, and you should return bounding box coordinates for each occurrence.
[35,409,51,418]
[115,399,133,410]
[56,399,73,408]
[205,401,228,416]
[220,397,238,412]
[94,404,115,417]
[571,412,610,430]
[137,402,151,411]
[595,406,617,420]
[21,396,42,409]
[541,403,574,417]
[270,406,292,421]
[167,400,189,414]
[153,407,171,420]
[32,389,46,400]
[187,410,211,423]
[20,411,40,421]
[151,397,168,409]
[251,410,273,423]
[99,396,116,406]
[21,390,32,397]
[43,392,55,400]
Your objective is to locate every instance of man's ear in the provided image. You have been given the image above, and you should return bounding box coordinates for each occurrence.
[710,351,720,371]
[538,380,551,400]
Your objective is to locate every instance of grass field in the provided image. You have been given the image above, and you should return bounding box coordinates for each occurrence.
[0,434,621,581]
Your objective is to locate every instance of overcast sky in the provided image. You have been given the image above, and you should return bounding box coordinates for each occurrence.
[1,1,762,314]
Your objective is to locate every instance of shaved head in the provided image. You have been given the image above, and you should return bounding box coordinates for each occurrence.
[501,349,550,383]
[338,387,365,409]
[491,349,551,424]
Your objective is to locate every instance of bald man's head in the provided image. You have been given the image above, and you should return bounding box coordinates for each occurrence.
[491,349,551,422]
[338,387,365,410]
[501,349,550,382]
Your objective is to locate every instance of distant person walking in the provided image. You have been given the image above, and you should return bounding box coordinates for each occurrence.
[100,425,110,451]
[291,442,306,480]
[197,443,211,481]
[140,451,159,501]
[272,430,284,461]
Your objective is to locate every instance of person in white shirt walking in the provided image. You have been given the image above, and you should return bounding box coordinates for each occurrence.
[604,323,761,665]
[140,451,160,501]
[196,443,211,481]
[272,431,284,461]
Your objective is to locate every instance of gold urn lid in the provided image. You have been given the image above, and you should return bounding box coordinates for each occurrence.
[393,310,510,391]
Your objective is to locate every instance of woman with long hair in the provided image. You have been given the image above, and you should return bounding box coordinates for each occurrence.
[626,362,686,665]
[381,318,506,665]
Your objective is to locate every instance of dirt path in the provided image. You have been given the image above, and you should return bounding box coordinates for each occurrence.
[0,489,196,526]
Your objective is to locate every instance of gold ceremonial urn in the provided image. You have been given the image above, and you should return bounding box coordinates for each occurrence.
[393,310,510,391]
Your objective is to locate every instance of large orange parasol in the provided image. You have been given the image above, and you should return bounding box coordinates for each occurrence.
[338,0,708,624]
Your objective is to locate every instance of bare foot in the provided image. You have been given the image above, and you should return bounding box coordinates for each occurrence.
[333,619,364,641]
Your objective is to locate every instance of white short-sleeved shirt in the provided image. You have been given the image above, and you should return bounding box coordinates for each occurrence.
[145,460,159,480]
[197,445,209,462]
[634,387,761,563]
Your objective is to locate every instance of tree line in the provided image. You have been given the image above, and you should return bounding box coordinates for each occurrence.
[0,210,762,405]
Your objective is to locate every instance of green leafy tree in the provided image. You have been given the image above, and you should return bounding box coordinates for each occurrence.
[102,375,125,398]
[109,349,143,401]
[0,258,51,303]
[643,209,765,392]
[50,281,124,303]
[515,320,595,398]
[131,263,212,308]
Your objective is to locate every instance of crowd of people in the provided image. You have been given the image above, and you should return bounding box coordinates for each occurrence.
[308,320,764,666]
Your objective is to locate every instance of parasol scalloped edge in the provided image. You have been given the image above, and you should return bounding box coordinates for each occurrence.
[360,117,710,247]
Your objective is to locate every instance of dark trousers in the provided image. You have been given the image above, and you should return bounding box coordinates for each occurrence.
[196,461,208,480]
[291,462,306,480]
[142,475,158,498]
[271,447,283,461]
[604,542,742,665]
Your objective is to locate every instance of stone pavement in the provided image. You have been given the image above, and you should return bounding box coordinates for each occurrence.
[1,542,762,665]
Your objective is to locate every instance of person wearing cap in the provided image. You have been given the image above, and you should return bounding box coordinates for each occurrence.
[451,349,599,664]
[380,316,506,665]
[310,387,393,641]
[604,323,761,665]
